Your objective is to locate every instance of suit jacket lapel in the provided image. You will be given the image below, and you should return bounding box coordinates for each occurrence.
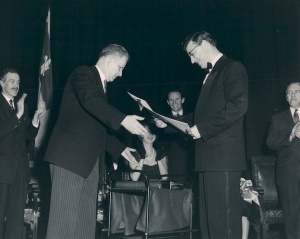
[283,109,295,129]
[196,55,228,114]
[91,66,107,100]
[196,71,217,113]
[0,93,15,114]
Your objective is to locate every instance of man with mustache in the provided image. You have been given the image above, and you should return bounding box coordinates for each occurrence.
[0,68,45,239]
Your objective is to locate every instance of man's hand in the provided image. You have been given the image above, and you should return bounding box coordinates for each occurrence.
[121,147,139,166]
[185,128,196,139]
[289,122,300,141]
[154,118,167,128]
[121,115,148,136]
[16,93,27,119]
[32,100,46,125]
[186,126,201,139]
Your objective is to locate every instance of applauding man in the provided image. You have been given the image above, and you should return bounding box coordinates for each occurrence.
[0,68,45,239]
[267,82,300,239]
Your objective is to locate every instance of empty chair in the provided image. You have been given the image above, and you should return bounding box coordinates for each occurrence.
[251,155,284,239]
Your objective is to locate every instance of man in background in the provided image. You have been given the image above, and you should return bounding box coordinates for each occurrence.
[156,90,193,177]
[45,44,147,239]
[184,31,248,239]
[0,68,45,239]
[267,82,300,239]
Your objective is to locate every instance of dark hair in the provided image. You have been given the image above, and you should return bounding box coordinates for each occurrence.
[167,89,183,100]
[141,120,160,136]
[0,68,19,81]
[99,44,129,60]
[183,31,217,51]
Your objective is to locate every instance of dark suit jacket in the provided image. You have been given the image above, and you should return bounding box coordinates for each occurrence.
[0,93,38,184]
[194,55,248,172]
[266,109,300,186]
[45,65,127,178]
[162,112,194,174]
[164,111,193,142]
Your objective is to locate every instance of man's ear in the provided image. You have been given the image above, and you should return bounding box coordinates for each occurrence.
[167,100,170,106]
[105,56,113,66]
[182,97,185,104]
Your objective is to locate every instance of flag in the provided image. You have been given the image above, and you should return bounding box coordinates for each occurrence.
[34,7,53,160]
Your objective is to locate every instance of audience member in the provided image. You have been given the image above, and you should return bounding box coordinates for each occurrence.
[267,82,300,239]
[44,44,148,239]
[240,176,261,239]
[183,31,248,239]
[155,90,193,177]
[0,68,45,239]
[129,121,169,181]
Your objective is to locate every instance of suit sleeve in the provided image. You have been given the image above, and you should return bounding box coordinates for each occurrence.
[0,104,37,140]
[266,115,295,150]
[71,66,126,131]
[198,62,248,140]
[105,132,126,161]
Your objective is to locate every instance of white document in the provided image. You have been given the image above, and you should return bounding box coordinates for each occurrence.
[128,92,191,133]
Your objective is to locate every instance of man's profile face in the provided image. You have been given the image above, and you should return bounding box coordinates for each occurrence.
[186,40,208,69]
[0,72,20,98]
[286,83,300,109]
[167,91,185,113]
[105,56,127,82]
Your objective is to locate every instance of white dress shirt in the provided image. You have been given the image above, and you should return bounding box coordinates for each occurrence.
[95,65,107,93]
[191,53,224,139]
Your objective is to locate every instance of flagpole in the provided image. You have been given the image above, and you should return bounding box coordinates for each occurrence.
[34,6,53,160]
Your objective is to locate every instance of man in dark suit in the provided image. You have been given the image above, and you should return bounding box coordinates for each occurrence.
[0,68,44,239]
[184,31,248,239]
[44,44,148,239]
[155,90,193,177]
[267,82,300,239]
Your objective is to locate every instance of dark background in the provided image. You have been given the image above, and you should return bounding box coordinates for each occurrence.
[1,0,300,159]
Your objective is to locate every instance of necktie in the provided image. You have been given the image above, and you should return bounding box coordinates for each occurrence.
[293,109,299,124]
[103,80,107,93]
[9,99,15,112]
[205,62,212,73]
[203,62,212,85]
[174,114,183,120]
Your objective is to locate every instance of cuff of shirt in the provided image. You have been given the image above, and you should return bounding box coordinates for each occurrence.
[32,119,39,128]
[191,125,201,139]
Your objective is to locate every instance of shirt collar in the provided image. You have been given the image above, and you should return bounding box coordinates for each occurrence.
[1,92,13,103]
[210,53,223,70]
[95,65,106,86]
[290,107,299,115]
[172,109,183,116]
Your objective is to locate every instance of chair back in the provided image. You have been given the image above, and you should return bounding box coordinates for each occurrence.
[251,155,279,205]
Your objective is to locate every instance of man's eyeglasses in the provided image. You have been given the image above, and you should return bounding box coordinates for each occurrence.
[286,90,300,95]
[187,41,202,57]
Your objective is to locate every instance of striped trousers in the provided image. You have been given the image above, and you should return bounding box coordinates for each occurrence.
[46,160,99,239]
